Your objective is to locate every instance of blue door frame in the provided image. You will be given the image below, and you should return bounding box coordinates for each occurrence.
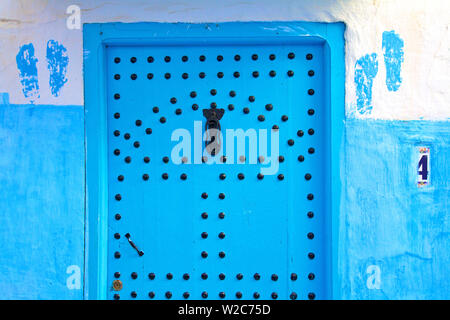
[83,21,345,300]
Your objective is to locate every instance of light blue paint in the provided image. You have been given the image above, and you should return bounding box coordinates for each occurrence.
[16,44,40,103]
[0,103,84,299]
[0,108,448,300]
[46,40,69,97]
[382,31,404,92]
[0,93,9,105]
[83,21,346,299]
[341,119,450,299]
[354,53,378,115]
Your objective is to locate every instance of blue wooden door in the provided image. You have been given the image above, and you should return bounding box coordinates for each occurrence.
[105,36,330,300]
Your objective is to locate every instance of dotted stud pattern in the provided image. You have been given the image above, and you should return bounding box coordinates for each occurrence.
[107,45,323,300]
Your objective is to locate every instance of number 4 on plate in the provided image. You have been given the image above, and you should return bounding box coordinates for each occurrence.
[417,147,430,188]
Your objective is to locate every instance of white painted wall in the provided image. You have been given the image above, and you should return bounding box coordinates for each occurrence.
[0,0,449,120]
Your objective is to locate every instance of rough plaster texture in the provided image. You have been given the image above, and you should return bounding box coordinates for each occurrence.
[0,0,449,119]
[0,0,449,299]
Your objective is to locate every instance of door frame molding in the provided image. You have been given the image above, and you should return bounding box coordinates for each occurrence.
[83,21,345,300]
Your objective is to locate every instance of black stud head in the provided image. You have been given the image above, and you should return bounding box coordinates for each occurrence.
[183,292,189,299]
[131,272,138,279]
[148,272,155,280]
[236,292,242,299]
[291,273,298,281]
[236,273,243,280]
[308,292,316,300]
[148,292,155,298]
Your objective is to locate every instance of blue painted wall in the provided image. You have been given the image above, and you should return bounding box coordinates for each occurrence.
[0,103,84,299]
[340,119,450,299]
[0,100,448,299]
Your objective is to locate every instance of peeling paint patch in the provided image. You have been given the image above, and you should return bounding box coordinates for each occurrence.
[382,31,404,92]
[354,53,378,115]
[16,44,39,103]
[46,40,69,97]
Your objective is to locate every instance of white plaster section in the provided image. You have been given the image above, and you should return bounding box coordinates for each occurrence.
[0,0,449,120]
